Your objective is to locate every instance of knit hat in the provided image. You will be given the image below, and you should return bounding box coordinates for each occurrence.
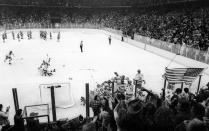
[30,112,39,117]
[127,99,143,115]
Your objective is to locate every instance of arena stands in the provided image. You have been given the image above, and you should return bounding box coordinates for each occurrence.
[0,1,209,52]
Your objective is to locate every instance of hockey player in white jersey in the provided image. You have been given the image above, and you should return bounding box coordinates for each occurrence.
[4,51,14,65]
[38,54,55,76]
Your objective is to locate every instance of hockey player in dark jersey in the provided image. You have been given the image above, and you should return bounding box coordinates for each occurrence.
[2,32,7,43]
[57,32,60,42]
[40,31,47,40]
[17,33,20,42]
[108,35,111,45]
[4,32,7,39]
[80,41,83,53]
[27,30,32,40]
[27,31,30,40]
[2,33,5,43]
[12,31,15,40]
[29,30,32,39]
[20,31,23,39]
[50,32,52,39]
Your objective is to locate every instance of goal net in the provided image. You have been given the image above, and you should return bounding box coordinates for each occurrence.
[24,104,50,123]
[39,83,75,109]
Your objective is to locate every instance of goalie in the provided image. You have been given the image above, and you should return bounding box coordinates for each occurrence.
[4,51,14,65]
[38,55,56,76]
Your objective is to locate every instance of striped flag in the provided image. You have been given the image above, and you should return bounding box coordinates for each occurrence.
[164,68,204,84]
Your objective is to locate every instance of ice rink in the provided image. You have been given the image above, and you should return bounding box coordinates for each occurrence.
[0,29,209,123]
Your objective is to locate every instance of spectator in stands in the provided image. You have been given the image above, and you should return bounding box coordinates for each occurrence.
[175,103,205,131]
[181,88,191,101]
[107,97,117,131]
[0,104,10,131]
[142,103,156,131]
[83,117,97,131]
[205,98,209,107]
[170,88,182,114]
[186,118,208,131]
[114,100,128,131]
[90,95,102,131]
[126,99,144,131]
[203,107,209,128]
[191,103,205,121]
[154,104,175,131]
[99,97,111,131]
[83,122,96,131]
[14,109,25,131]
[90,95,102,117]
[174,100,191,127]
[26,112,41,131]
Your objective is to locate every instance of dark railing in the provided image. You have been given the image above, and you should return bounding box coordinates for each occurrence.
[22,114,50,123]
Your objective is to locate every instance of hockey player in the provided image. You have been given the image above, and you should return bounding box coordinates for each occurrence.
[57,32,60,42]
[4,51,14,65]
[4,32,7,39]
[38,55,55,76]
[80,41,83,53]
[17,33,20,42]
[108,35,111,45]
[50,32,52,39]
[44,31,47,40]
[12,31,15,40]
[2,33,5,43]
[29,30,32,39]
[40,31,47,40]
[121,36,124,42]
[2,32,7,43]
[27,31,30,40]
[27,31,32,40]
[20,31,23,39]
[45,31,47,40]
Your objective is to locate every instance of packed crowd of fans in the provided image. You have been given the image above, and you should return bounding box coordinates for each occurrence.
[84,71,209,131]
[60,6,209,51]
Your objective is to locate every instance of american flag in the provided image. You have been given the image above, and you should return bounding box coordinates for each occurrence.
[164,68,204,84]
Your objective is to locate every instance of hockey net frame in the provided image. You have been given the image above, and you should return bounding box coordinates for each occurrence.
[39,82,75,109]
[23,104,50,123]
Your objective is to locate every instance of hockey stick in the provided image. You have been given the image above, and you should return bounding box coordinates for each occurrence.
[14,57,23,61]
[80,68,95,71]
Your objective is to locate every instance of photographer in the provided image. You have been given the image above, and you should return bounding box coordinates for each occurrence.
[14,109,25,131]
[0,104,10,131]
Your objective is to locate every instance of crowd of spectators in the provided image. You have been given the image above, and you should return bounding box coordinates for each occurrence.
[60,6,209,51]
[85,70,209,131]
